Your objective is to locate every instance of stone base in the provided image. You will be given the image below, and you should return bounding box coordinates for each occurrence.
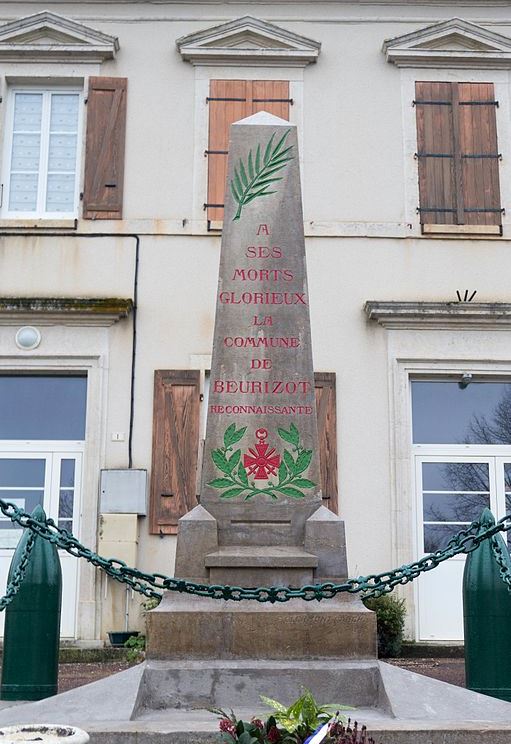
[146,592,376,660]
[133,659,388,714]
[3,661,511,744]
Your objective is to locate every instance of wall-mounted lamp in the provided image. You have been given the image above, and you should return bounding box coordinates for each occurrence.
[458,373,473,390]
[15,326,41,351]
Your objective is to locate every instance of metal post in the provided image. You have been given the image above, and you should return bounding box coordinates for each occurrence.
[0,505,62,701]
[463,507,511,702]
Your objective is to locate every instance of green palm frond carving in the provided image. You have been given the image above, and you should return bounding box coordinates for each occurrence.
[230,129,293,221]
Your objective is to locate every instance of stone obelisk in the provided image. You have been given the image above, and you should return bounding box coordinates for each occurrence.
[147,113,375,664]
[200,111,323,575]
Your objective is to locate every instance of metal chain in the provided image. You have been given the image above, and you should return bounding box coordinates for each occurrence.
[1,497,511,604]
[0,532,35,610]
[491,534,511,589]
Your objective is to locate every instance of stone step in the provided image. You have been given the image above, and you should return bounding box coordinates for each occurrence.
[205,545,318,568]
[134,659,387,713]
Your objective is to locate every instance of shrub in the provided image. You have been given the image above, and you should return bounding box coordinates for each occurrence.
[124,633,145,663]
[363,594,406,658]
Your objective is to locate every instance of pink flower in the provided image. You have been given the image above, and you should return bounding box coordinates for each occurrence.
[251,719,264,730]
[267,725,280,743]
[219,719,237,739]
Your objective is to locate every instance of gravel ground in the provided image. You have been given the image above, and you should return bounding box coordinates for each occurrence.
[58,661,132,693]
[387,657,465,688]
[56,658,466,694]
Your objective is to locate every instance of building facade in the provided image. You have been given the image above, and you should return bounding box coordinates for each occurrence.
[1,0,511,643]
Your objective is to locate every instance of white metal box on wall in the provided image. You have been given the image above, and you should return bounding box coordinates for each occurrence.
[100,469,147,515]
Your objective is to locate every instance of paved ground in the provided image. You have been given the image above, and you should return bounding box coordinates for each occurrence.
[56,657,466,693]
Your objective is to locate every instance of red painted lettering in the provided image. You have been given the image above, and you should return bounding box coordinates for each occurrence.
[245,246,282,259]
[219,292,307,305]
[231,268,293,282]
[211,380,311,395]
[252,316,273,326]
[250,359,272,369]
[257,224,270,235]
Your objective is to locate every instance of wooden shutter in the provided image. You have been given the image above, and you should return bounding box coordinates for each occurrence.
[459,83,501,227]
[150,371,200,534]
[206,80,290,224]
[415,81,501,229]
[314,372,338,514]
[83,77,127,220]
[415,82,456,226]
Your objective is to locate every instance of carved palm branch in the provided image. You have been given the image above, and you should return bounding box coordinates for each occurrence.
[230,129,293,221]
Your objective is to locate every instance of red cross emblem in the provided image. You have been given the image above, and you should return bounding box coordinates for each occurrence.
[243,428,281,480]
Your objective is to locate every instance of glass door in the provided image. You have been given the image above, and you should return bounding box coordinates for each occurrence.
[495,459,511,552]
[0,451,82,637]
[0,455,49,547]
[415,456,495,641]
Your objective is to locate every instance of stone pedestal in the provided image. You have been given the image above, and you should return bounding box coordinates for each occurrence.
[146,593,375,661]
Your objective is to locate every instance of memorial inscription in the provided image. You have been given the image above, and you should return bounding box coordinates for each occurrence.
[201,112,322,510]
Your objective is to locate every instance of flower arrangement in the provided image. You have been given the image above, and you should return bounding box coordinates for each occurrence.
[213,690,383,744]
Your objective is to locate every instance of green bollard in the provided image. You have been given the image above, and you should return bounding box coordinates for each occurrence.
[0,505,62,700]
[463,507,511,702]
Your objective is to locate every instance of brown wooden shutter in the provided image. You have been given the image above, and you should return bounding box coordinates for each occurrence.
[150,371,200,534]
[314,372,338,514]
[207,80,248,224]
[83,77,127,220]
[415,81,501,229]
[459,83,501,227]
[207,80,290,224]
[415,82,456,226]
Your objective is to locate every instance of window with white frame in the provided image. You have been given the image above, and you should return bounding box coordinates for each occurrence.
[2,88,82,218]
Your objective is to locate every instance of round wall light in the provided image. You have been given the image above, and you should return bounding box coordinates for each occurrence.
[15,326,41,350]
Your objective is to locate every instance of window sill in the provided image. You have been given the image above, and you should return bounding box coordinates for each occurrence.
[0,218,77,230]
[422,224,502,237]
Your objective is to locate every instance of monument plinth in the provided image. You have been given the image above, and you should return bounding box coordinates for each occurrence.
[147,112,375,670]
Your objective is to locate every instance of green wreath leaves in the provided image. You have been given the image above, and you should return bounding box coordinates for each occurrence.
[207,423,316,501]
[231,129,294,221]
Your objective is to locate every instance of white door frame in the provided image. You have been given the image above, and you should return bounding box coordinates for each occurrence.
[390,354,511,639]
[0,356,107,641]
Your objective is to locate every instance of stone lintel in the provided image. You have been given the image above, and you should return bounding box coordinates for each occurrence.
[365,301,511,329]
[0,297,133,326]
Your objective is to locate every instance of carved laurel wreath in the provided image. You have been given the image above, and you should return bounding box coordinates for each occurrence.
[208,423,316,501]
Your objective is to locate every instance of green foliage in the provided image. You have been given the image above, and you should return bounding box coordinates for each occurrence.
[142,596,161,612]
[208,424,316,501]
[363,594,406,658]
[261,689,349,742]
[230,129,294,221]
[124,633,145,664]
[212,691,384,744]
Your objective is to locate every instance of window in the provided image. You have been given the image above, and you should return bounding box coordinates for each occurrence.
[206,80,291,226]
[3,89,82,218]
[1,77,127,221]
[415,81,502,235]
[0,374,87,440]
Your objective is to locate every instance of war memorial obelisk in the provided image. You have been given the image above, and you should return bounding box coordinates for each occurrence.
[4,116,511,737]
[147,112,375,678]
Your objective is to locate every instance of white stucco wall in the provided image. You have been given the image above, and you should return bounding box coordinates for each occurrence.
[1,0,511,640]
